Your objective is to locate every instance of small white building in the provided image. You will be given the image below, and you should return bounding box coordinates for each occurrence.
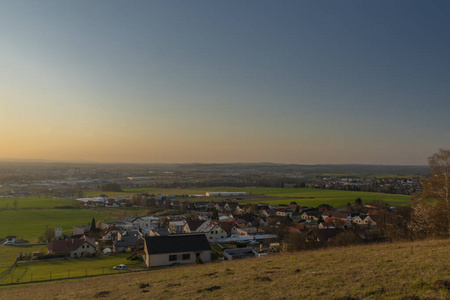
[168,221,186,234]
[206,192,247,197]
[4,236,16,245]
[55,227,62,239]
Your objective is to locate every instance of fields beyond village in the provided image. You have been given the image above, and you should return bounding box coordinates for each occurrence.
[0,239,448,299]
[86,187,412,207]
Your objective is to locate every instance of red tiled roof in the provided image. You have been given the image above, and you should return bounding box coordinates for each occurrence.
[218,221,236,233]
[49,235,95,254]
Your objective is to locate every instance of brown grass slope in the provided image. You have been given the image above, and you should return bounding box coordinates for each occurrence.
[0,239,449,300]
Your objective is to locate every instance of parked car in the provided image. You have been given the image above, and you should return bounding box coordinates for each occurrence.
[3,241,14,246]
[113,264,127,270]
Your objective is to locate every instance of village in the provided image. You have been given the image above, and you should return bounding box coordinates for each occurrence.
[5,191,391,273]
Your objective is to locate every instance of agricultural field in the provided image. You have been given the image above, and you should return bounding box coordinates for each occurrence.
[87,187,413,208]
[0,209,114,242]
[0,239,448,299]
[0,245,48,269]
[0,197,79,209]
[1,253,145,285]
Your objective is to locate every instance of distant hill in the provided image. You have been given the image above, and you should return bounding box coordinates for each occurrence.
[1,239,448,299]
[0,161,430,177]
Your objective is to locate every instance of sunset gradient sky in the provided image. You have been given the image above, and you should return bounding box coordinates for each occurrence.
[1,1,449,164]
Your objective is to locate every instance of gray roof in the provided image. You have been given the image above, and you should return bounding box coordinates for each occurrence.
[145,234,210,255]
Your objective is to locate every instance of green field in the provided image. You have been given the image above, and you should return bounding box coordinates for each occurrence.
[0,245,48,269]
[0,209,114,242]
[0,197,79,209]
[87,187,412,208]
[1,253,145,285]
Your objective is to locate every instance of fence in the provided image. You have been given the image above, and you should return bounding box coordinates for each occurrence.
[0,260,17,282]
[0,265,146,286]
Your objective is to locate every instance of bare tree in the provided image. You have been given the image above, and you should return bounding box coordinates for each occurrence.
[425,149,450,211]
[412,149,450,236]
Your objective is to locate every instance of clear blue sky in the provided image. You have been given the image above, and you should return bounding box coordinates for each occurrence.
[1,1,449,164]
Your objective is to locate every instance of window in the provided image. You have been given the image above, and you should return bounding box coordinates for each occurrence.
[82,245,85,249]
[182,253,190,260]
[169,255,177,261]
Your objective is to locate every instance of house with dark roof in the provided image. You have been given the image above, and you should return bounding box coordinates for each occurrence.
[144,234,211,268]
[113,230,142,253]
[321,211,349,222]
[184,220,206,233]
[301,211,323,221]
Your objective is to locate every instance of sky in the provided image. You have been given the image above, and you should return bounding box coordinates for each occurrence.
[1,1,449,165]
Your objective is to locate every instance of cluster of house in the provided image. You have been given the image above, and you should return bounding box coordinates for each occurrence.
[307,177,421,195]
[76,196,129,208]
[44,200,384,268]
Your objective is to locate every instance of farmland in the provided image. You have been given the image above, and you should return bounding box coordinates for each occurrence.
[0,209,114,242]
[0,245,48,269]
[87,187,413,208]
[0,197,79,209]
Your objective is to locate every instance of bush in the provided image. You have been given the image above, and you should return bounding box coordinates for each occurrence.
[196,256,204,264]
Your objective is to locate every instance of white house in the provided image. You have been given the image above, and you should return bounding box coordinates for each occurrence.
[196,221,228,241]
[101,226,120,240]
[169,221,186,234]
[48,235,96,258]
[135,216,161,229]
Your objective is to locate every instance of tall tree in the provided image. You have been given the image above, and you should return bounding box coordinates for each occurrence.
[211,208,219,220]
[412,149,450,236]
[424,148,450,211]
[90,217,96,232]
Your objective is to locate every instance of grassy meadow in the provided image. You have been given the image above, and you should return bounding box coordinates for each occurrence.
[0,209,114,242]
[0,197,79,209]
[87,187,413,208]
[0,239,448,299]
[0,245,48,269]
[1,253,145,285]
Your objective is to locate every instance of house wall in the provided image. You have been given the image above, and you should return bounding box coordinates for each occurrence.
[146,251,211,267]
[103,231,118,240]
[70,242,95,258]
[208,226,227,241]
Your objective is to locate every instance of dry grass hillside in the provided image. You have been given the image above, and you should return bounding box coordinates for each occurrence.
[0,239,449,300]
